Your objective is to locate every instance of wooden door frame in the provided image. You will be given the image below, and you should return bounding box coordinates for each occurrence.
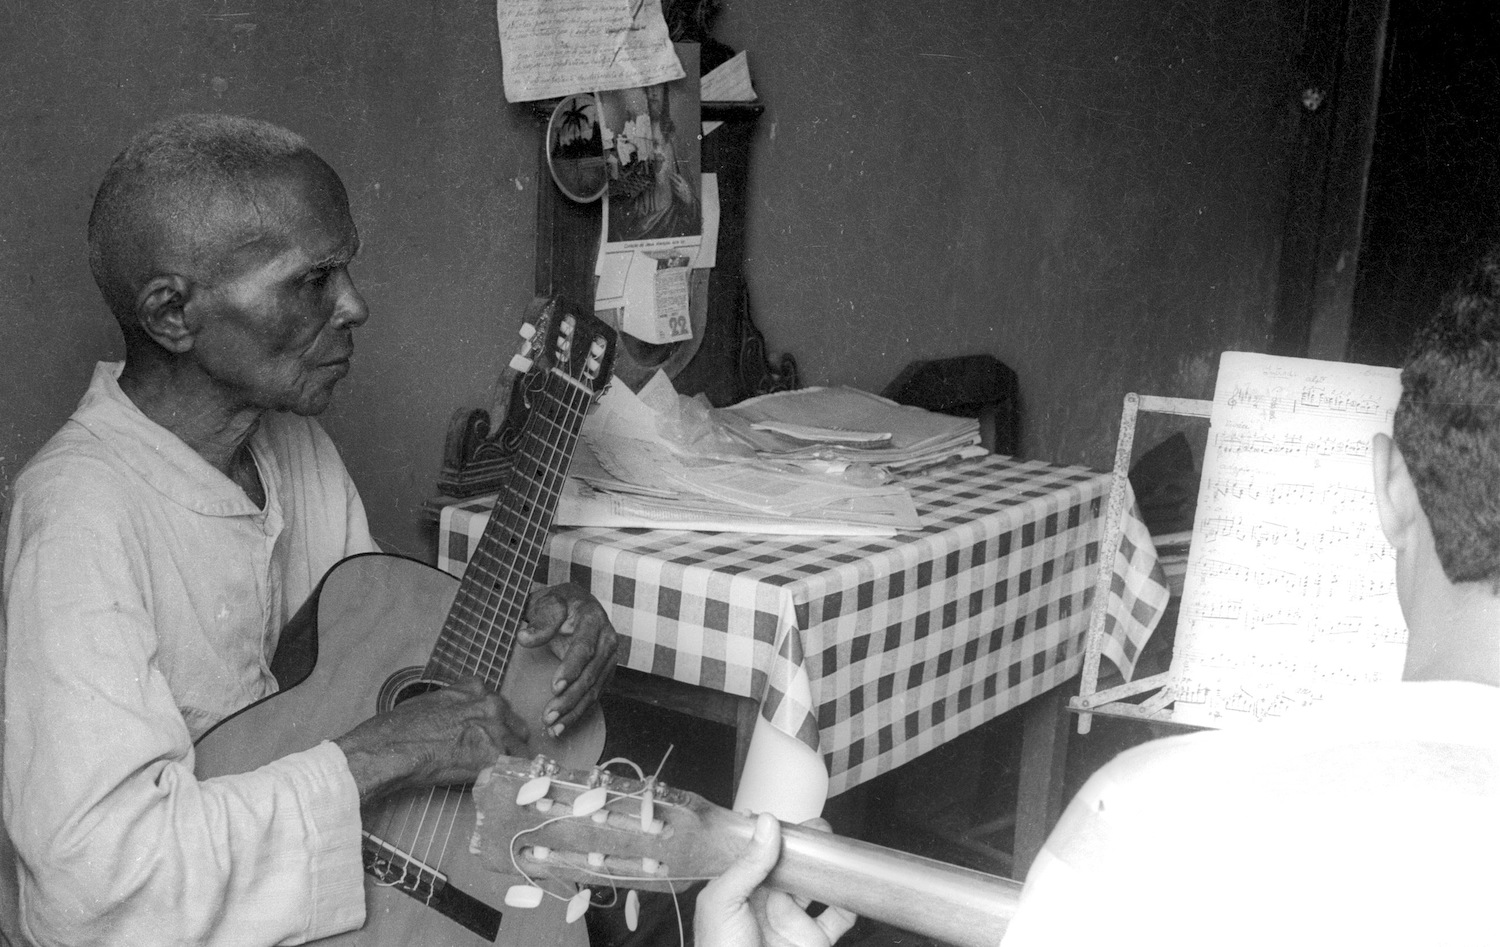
[1271,0,1391,360]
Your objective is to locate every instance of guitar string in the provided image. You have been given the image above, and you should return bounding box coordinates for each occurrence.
[425,383,583,874]
[428,375,588,875]
[370,380,571,888]
[363,376,558,886]
[378,366,595,888]
[505,782,699,947]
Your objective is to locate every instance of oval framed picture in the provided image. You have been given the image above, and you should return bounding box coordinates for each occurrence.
[546,92,608,203]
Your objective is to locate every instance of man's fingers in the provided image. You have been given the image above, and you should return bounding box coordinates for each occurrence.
[816,905,858,943]
[713,814,782,903]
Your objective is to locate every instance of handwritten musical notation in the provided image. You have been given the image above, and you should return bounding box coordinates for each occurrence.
[1169,353,1408,728]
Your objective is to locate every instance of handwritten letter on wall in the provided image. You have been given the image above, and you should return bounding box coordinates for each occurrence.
[496,0,684,102]
[1169,352,1407,727]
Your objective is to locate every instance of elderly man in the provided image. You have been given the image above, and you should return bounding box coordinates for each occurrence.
[0,114,617,946]
[699,254,1500,947]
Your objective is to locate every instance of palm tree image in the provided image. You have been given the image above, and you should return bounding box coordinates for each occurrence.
[548,93,607,201]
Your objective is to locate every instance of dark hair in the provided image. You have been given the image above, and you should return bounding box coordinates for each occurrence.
[1394,248,1500,584]
[87,114,312,320]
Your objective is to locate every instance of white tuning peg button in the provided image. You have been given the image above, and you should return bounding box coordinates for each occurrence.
[518,322,538,340]
[516,776,552,806]
[504,885,545,909]
[509,353,534,372]
[641,857,660,874]
[573,786,608,817]
[625,890,640,931]
[567,889,592,924]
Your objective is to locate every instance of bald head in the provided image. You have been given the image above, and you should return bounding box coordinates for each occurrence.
[87,114,330,327]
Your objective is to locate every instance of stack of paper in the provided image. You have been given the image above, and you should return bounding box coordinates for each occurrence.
[556,374,926,536]
[714,386,986,472]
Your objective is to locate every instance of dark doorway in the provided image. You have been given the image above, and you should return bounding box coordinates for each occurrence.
[1346,1,1500,367]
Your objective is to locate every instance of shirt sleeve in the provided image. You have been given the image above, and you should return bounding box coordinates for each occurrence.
[2,480,364,947]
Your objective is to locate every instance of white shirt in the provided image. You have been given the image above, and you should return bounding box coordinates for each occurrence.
[2,362,376,946]
[1003,681,1500,947]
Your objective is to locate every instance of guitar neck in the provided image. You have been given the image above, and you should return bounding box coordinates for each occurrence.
[755,816,1021,947]
[430,367,592,687]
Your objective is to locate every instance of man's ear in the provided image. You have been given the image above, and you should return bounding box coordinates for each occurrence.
[1371,432,1422,548]
[133,275,196,354]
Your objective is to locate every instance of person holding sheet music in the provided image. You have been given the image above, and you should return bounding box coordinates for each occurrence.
[700,251,1500,946]
[0,114,619,947]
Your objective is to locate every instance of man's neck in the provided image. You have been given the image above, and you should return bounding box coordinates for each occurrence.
[117,360,265,481]
[1403,579,1500,687]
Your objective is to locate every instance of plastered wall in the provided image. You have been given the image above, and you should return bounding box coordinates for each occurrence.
[1,0,1295,559]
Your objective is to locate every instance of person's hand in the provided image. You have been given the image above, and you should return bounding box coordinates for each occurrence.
[520,582,619,736]
[333,676,529,803]
[695,813,858,947]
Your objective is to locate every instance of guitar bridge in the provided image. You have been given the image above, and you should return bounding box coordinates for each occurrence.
[362,832,502,940]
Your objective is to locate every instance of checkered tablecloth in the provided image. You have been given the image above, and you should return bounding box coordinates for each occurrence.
[437,455,1169,794]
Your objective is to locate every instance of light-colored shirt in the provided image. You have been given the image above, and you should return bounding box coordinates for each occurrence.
[2,362,376,946]
[1003,680,1500,947]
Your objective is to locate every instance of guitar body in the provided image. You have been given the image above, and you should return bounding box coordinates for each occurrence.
[196,553,605,946]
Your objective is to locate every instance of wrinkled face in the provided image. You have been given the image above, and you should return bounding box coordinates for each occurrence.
[185,154,368,417]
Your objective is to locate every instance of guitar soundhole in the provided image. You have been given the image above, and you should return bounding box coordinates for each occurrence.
[378,667,443,714]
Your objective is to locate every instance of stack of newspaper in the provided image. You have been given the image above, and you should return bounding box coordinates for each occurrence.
[715,386,985,473]
[555,375,979,536]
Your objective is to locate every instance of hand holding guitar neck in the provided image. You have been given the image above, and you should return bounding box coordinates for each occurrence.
[473,755,1021,947]
[333,676,532,803]
[522,581,621,737]
[696,813,858,947]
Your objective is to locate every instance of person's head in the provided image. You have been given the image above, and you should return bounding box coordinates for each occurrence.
[1373,246,1500,683]
[89,113,368,416]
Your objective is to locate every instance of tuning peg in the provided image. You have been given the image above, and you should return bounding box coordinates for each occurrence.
[625,890,640,931]
[510,322,540,372]
[505,885,545,909]
[639,784,654,831]
[641,857,660,874]
[516,776,552,806]
[573,786,608,817]
[526,846,552,862]
[567,889,592,924]
[587,852,606,868]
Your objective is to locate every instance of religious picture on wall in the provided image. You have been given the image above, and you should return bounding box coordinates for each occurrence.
[599,44,702,251]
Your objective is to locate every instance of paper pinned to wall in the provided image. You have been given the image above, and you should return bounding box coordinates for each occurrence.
[700,50,756,101]
[495,0,684,103]
[1169,352,1408,728]
[700,51,756,136]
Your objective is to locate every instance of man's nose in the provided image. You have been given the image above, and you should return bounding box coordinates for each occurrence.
[331,270,369,329]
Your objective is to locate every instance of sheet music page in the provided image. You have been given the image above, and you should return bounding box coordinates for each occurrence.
[1169,352,1408,727]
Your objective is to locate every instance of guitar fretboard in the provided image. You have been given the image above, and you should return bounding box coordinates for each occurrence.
[429,368,594,689]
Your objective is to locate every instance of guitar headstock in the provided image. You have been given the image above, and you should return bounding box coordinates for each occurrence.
[515,297,618,401]
[470,755,752,893]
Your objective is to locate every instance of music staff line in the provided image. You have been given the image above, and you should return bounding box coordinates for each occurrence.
[1194,516,1392,562]
[1223,381,1396,424]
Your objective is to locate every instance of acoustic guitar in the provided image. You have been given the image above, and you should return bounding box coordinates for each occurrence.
[195,303,617,946]
[471,754,1023,947]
